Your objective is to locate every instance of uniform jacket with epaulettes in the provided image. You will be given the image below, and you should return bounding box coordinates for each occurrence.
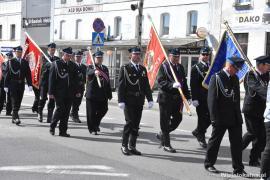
[48,59,79,98]
[242,70,269,116]
[4,58,32,90]
[190,61,209,102]
[85,64,112,101]
[157,61,190,104]
[118,62,153,106]
[207,70,242,127]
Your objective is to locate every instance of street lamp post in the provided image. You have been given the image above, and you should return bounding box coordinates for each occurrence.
[131,0,144,50]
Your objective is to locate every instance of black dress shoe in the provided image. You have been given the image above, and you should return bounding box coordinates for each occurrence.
[49,128,55,136]
[163,146,176,153]
[59,133,70,137]
[198,139,207,149]
[94,131,98,135]
[15,119,21,125]
[128,147,142,155]
[121,146,131,155]
[205,166,218,173]
[6,112,12,116]
[249,160,260,167]
[233,169,247,176]
[11,119,16,124]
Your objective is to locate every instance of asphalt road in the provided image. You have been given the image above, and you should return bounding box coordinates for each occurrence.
[0,90,264,180]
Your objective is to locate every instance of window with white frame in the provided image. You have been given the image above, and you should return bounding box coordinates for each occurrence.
[266,32,270,56]
[161,13,170,36]
[187,11,198,35]
[10,24,15,40]
[61,0,66,4]
[114,17,122,37]
[234,33,249,55]
[135,15,144,38]
[77,0,83,2]
[237,0,251,3]
[75,19,82,39]
[59,20,66,39]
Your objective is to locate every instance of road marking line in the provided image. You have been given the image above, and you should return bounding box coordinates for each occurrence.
[0,165,129,177]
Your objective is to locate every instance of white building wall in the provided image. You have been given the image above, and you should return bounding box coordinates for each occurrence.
[51,0,209,42]
[0,0,22,48]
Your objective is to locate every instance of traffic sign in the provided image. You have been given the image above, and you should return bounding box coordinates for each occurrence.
[93,18,105,33]
[92,32,104,46]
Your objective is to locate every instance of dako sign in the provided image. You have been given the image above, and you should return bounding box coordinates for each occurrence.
[238,15,261,23]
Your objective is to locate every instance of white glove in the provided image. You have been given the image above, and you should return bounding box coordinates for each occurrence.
[192,100,199,107]
[173,82,181,89]
[28,86,33,92]
[148,101,154,109]
[4,88,8,93]
[118,102,125,110]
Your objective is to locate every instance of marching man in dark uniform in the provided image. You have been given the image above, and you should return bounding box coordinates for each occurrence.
[118,47,153,156]
[190,47,211,148]
[156,48,191,153]
[4,46,32,125]
[261,56,270,179]
[49,47,79,137]
[70,50,87,123]
[85,51,112,134]
[37,43,60,123]
[204,57,246,175]
[0,51,12,115]
[242,56,270,167]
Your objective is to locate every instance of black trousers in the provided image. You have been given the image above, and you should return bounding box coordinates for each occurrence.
[10,84,24,119]
[242,113,266,162]
[71,93,84,115]
[194,102,211,136]
[50,96,72,134]
[261,121,270,178]
[0,83,6,112]
[32,86,40,112]
[205,125,244,171]
[86,99,108,132]
[159,100,182,135]
[122,104,143,137]
[38,86,55,113]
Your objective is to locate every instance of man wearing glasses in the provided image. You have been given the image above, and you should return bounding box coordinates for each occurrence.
[190,47,211,148]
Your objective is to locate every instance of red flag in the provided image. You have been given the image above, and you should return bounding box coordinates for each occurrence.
[86,51,93,65]
[23,36,42,89]
[144,26,166,89]
[0,53,4,81]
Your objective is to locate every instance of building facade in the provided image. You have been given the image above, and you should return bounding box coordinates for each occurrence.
[0,0,51,54]
[51,0,209,88]
[209,0,270,63]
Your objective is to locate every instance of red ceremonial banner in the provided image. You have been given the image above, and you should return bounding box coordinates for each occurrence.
[23,36,42,89]
[0,53,4,81]
[144,26,166,89]
[86,51,93,65]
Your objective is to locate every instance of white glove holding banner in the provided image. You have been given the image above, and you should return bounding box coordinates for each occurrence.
[118,102,125,110]
[4,88,8,93]
[192,100,199,107]
[28,86,33,92]
[148,101,154,109]
[173,82,181,89]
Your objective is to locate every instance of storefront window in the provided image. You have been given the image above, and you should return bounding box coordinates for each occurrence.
[234,33,249,55]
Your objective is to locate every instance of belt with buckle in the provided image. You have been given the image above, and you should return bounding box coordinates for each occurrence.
[127,91,142,97]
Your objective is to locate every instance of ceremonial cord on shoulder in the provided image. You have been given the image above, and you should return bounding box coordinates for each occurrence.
[215,74,234,98]
[54,61,69,86]
[123,66,141,91]
[195,65,205,78]
[8,60,20,76]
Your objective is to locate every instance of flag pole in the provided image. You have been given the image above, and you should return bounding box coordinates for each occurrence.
[24,31,51,63]
[147,14,191,116]
[87,47,102,88]
[224,21,265,87]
